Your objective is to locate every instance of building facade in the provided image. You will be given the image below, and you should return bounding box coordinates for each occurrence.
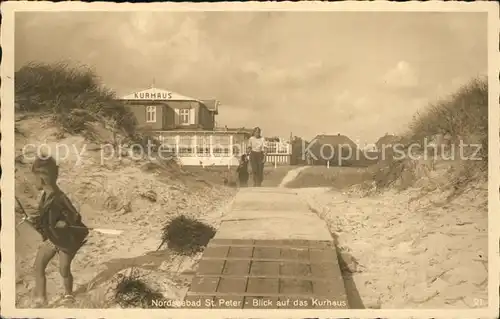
[121,88,218,131]
[120,87,291,166]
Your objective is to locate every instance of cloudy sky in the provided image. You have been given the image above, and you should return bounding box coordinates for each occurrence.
[15,11,487,144]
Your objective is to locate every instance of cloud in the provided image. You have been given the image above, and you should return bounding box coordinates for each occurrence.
[382,60,419,89]
[14,12,487,143]
[240,60,345,90]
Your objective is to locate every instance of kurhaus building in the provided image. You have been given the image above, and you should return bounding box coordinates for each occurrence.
[119,87,291,166]
[121,87,218,131]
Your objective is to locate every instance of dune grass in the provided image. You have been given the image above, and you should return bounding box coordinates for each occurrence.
[407,78,487,160]
[15,61,137,137]
[373,77,488,192]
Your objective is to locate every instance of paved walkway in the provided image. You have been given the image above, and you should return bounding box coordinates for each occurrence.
[215,187,332,241]
[185,185,350,309]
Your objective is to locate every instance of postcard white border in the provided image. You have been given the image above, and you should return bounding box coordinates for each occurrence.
[1,1,499,318]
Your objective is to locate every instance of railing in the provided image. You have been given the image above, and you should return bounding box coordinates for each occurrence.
[156,134,291,158]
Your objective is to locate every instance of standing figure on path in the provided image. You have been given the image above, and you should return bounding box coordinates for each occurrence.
[247,127,266,187]
[236,154,249,187]
[28,155,89,307]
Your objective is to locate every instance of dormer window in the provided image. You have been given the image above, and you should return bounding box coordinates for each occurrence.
[180,109,190,125]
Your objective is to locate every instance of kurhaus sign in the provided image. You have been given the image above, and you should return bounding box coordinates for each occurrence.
[134,92,172,99]
[121,88,197,101]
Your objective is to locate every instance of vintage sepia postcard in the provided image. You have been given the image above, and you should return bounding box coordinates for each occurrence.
[1,1,499,318]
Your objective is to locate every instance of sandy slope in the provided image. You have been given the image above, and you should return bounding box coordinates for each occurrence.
[301,180,488,309]
[278,166,308,188]
[14,116,237,308]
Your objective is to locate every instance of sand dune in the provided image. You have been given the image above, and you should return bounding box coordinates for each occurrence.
[14,116,237,308]
[301,176,488,309]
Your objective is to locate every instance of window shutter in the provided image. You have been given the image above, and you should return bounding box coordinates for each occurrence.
[174,109,180,125]
[190,108,196,124]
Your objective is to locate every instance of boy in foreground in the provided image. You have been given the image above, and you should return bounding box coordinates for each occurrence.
[27,155,89,307]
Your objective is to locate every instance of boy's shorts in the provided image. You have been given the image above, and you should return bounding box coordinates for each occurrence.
[36,240,63,260]
[40,239,85,256]
[40,240,60,252]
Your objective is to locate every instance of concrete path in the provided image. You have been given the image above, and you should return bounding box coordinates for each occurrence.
[185,185,350,309]
[214,187,332,241]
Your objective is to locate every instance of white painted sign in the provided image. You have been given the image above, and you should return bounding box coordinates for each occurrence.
[121,88,199,101]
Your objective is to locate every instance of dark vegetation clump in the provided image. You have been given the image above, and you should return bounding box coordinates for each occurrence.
[158,215,216,256]
[408,77,488,166]
[15,61,137,137]
[113,268,166,308]
[374,77,488,192]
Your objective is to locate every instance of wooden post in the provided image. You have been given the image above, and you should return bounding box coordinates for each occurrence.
[192,135,197,157]
[209,135,214,157]
[175,135,180,156]
[229,135,234,156]
[228,135,233,169]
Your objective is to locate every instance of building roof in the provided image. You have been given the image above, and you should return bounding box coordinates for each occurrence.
[150,128,250,136]
[375,134,402,150]
[312,134,358,149]
[214,126,253,135]
[201,99,219,114]
[120,87,200,101]
[306,134,359,160]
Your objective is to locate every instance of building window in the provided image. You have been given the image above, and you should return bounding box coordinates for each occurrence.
[196,136,210,157]
[180,109,190,125]
[146,106,157,123]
